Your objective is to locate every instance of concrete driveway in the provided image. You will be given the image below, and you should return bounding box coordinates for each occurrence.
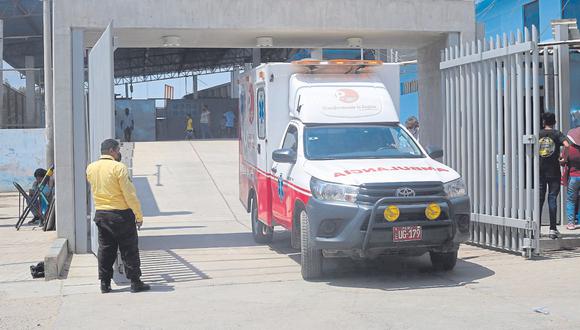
[2,141,579,329]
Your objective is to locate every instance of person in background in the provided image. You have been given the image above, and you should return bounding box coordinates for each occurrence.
[538,113,568,238]
[185,114,194,140]
[562,126,580,231]
[120,108,135,142]
[27,168,51,225]
[200,105,211,139]
[224,110,236,138]
[405,116,419,140]
[86,139,150,293]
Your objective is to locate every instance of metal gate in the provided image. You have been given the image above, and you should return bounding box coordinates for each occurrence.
[440,26,541,257]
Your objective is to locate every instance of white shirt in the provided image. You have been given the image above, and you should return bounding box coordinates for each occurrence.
[200,110,210,124]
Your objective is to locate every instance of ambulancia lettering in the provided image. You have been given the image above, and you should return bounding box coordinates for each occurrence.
[334,166,449,177]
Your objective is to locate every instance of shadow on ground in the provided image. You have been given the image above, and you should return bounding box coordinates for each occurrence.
[268,231,495,291]
[140,232,260,250]
[114,249,209,286]
[133,177,192,217]
[139,225,206,231]
[138,228,495,291]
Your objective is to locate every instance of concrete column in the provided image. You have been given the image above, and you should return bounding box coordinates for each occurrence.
[230,69,239,99]
[555,24,570,132]
[192,75,198,99]
[0,20,4,128]
[53,26,76,252]
[25,56,35,127]
[71,28,88,253]
[417,33,460,149]
[252,48,261,68]
[43,0,54,167]
[311,48,323,60]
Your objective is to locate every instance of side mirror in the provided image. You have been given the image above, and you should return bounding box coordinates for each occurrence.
[427,146,444,159]
[272,149,297,164]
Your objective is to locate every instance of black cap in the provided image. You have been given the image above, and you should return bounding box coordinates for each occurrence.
[34,168,47,178]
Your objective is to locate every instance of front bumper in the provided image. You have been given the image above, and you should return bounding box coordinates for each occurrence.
[305,195,470,257]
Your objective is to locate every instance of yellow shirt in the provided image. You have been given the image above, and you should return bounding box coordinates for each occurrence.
[186,118,193,131]
[86,155,143,221]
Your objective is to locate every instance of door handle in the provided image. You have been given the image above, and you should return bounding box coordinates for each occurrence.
[257,144,261,154]
[271,167,277,174]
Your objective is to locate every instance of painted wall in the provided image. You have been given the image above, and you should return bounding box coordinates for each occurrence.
[158,98,238,140]
[476,0,564,41]
[0,128,46,192]
[400,64,419,122]
[569,53,580,128]
[115,99,156,142]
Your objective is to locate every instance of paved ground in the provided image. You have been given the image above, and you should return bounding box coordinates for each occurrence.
[2,141,580,329]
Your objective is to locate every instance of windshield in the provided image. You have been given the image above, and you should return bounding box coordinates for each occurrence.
[304,124,424,160]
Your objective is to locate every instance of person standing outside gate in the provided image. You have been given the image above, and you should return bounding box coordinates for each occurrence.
[185,114,194,140]
[200,105,211,139]
[563,127,580,231]
[539,113,568,238]
[86,139,150,293]
[224,110,235,138]
[405,116,419,140]
[120,108,135,142]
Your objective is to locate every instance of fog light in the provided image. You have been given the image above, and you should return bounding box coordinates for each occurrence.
[384,205,400,222]
[318,219,342,238]
[425,203,441,220]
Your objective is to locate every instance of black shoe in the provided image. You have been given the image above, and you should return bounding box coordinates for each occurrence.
[100,280,112,293]
[28,217,39,225]
[130,279,151,293]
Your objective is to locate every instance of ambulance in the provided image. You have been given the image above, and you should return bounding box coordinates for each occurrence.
[238,60,470,280]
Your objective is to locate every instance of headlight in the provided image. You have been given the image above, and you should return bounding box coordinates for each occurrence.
[443,178,467,198]
[310,177,359,203]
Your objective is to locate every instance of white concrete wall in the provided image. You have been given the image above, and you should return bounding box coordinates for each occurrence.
[56,0,475,48]
[0,129,46,192]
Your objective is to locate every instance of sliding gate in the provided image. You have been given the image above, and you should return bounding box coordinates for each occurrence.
[440,26,541,257]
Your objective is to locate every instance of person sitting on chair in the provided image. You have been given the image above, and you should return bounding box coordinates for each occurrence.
[27,168,51,224]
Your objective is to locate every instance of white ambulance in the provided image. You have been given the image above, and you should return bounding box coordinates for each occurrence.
[238,60,470,280]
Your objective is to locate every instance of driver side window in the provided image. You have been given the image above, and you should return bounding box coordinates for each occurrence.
[282,125,298,152]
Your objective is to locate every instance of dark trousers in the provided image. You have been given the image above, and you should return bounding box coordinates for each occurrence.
[124,127,132,142]
[94,209,142,281]
[539,176,561,230]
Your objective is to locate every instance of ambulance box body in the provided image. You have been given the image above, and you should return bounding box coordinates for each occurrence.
[238,61,470,280]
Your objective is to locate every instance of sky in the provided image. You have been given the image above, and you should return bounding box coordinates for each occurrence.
[3,61,27,89]
[113,71,231,99]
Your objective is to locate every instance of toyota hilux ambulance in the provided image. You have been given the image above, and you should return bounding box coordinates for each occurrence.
[238,60,470,280]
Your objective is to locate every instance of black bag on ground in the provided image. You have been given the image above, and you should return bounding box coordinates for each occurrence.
[30,261,45,278]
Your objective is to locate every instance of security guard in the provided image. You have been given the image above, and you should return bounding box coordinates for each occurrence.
[86,139,150,293]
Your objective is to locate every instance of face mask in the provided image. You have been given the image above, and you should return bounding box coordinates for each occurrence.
[115,152,122,162]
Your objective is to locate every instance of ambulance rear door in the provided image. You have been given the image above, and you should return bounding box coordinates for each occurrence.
[255,82,271,224]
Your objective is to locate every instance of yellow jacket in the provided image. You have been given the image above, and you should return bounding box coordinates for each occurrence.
[86,155,143,221]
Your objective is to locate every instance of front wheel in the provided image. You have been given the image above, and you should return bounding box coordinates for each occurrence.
[300,210,322,280]
[430,250,458,271]
[251,197,273,244]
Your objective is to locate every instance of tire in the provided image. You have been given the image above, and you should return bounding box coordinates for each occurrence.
[430,250,458,271]
[251,197,273,244]
[291,209,301,250]
[300,210,322,280]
